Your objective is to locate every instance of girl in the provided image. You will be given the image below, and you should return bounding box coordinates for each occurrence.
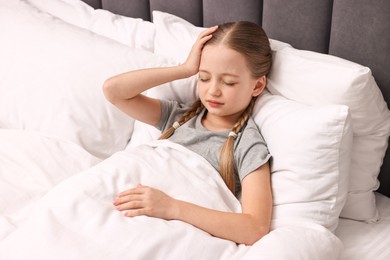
[103,21,272,246]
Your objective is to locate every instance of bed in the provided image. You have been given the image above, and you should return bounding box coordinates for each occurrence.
[0,0,389,259]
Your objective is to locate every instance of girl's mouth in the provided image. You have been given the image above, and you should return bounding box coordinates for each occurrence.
[207,100,223,108]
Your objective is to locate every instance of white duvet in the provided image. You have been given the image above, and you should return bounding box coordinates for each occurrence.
[0,132,341,260]
[0,129,100,241]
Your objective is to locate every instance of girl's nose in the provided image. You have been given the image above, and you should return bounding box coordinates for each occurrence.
[208,80,222,96]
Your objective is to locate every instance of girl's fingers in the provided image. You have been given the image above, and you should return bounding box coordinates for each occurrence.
[114,184,152,207]
[198,25,218,39]
[118,189,138,197]
[198,34,213,45]
[195,26,218,48]
[113,194,142,206]
[118,184,149,196]
[124,208,147,217]
[116,200,144,211]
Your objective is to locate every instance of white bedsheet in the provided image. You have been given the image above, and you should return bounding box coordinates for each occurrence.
[0,136,342,259]
[336,193,390,260]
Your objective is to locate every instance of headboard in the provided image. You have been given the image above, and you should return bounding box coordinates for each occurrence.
[82,0,390,198]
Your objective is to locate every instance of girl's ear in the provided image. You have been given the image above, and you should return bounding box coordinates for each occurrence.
[252,76,267,97]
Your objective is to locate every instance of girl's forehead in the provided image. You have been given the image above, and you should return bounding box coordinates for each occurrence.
[200,45,249,75]
[202,44,242,60]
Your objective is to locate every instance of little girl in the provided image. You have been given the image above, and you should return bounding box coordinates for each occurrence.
[103,21,273,246]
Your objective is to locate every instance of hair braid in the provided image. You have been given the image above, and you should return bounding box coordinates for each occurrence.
[219,98,257,195]
[158,99,204,140]
[231,98,256,133]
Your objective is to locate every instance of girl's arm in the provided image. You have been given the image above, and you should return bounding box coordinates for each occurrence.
[113,162,272,245]
[103,65,189,126]
[103,26,218,126]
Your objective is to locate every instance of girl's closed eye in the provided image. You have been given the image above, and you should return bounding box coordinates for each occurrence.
[223,81,237,86]
[199,77,210,82]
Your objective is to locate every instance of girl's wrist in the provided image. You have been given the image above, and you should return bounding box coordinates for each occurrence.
[169,199,184,220]
[178,63,198,79]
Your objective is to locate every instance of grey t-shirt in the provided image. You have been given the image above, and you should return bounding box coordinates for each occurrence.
[156,100,271,193]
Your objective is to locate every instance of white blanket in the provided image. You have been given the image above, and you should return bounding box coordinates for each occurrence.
[0,140,247,259]
[0,129,100,240]
[0,137,342,260]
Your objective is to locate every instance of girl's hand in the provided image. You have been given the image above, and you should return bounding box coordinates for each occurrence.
[182,26,218,76]
[113,184,178,220]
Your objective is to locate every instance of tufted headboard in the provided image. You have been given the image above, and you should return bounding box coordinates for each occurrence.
[82,0,390,197]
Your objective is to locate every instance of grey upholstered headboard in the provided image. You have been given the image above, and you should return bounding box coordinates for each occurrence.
[82,0,390,198]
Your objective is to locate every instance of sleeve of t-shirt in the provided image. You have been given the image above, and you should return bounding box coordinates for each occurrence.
[155,99,189,132]
[235,119,271,181]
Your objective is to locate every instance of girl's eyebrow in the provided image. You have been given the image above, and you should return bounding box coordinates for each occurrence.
[199,70,239,78]
[221,73,239,78]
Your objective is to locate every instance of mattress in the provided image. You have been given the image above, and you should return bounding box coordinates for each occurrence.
[336,193,390,260]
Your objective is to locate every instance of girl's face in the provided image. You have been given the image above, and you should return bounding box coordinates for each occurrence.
[198,44,265,130]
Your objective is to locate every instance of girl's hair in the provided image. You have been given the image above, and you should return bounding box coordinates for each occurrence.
[159,21,272,195]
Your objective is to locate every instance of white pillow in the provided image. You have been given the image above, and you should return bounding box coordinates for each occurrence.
[255,91,352,232]
[28,0,155,52]
[152,10,390,222]
[0,0,168,159]
[152,10,290,63]
[267,47,390,222]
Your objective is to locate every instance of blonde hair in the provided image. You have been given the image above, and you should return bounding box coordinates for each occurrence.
[159,21,272,195]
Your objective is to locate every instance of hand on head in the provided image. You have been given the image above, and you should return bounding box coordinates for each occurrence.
[182,26,218,77]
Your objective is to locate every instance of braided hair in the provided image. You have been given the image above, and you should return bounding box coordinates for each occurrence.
[158,100,204,140]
